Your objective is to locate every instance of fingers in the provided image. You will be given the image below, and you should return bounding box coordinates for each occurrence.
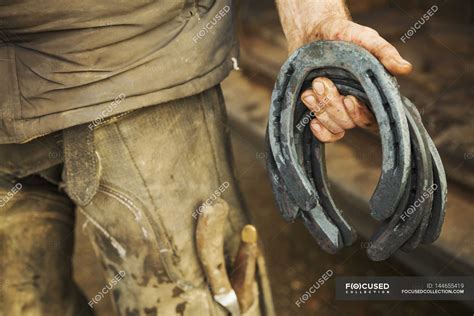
[342,95,378,132]
[301,78,352,133]
[301,77,377,142]
[318,18,412,75]
[301,91,344,134]
[353,25,412,75]
[310,120,345,143]
[316,78,357,129]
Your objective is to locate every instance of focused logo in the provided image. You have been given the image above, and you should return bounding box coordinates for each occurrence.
[345,282,390,294]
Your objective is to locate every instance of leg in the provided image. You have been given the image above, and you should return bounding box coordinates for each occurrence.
[0,175,94,316]
[79,86,263,315]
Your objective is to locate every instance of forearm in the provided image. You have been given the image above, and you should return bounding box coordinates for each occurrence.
[276,0,351,50]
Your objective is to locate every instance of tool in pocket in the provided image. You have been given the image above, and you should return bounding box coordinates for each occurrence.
[196,198,260,315]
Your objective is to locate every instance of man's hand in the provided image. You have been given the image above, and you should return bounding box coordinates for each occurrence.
[276,1,413,142]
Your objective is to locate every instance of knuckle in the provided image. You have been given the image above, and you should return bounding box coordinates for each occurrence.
[341,120,355,129]
[328,132,345,143]
[320,137,333,143]
[329,125,344,134]
[321,78,337,92]
[355,118,369,128]
[377,42,394,53]
[315,112,329,121]
[363,27,379,38]
[316,132,331,143]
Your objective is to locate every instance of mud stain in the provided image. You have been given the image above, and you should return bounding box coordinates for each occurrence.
[172,286,184,298]
[144,306,158,316]
[176,302,187,316]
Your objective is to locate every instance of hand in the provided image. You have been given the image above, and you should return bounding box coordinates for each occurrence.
[297,17,413,142]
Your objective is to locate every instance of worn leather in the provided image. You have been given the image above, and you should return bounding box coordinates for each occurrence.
[0,86,272,316]
[63,125,100,206]
[0,176,93,316]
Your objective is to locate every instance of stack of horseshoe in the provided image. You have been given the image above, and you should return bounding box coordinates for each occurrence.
[266,41,447,261]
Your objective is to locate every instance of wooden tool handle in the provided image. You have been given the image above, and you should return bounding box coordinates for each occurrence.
[196,198,233,295]
[231,225,258,313]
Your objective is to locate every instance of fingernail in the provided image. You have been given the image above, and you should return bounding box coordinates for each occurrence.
[313,81,325,95]
[343,97,354,111]
[303,95,316,106]
[311,121,321,132]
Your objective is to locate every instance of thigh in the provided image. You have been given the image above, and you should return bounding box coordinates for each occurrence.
[82,86,255,315]
[0,175,93,316]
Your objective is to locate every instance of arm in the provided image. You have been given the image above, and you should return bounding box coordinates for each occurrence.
[276,0,413,142]
[276,0,350,53]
